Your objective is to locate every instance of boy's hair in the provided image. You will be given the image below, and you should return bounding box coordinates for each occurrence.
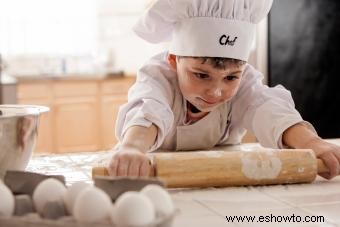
[178,56,246,70]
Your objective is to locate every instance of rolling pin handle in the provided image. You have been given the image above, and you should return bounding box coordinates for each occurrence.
[92,166,109,177]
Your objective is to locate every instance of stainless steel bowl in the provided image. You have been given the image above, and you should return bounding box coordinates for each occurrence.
[0,105,49,179]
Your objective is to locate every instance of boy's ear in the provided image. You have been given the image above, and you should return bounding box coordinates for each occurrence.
[167,54,177,70]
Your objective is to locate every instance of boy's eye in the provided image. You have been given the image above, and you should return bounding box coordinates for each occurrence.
[225,75,238,81]
[194,73,209,79]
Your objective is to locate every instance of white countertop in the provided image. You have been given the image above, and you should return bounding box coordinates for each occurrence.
[27,139,340,227]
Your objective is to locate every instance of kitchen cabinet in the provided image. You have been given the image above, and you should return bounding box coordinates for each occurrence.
[100,95,126,149]
[54,96,100,152]
[99,79,136,149]
[17,76,135,153]
[53,81,101,152]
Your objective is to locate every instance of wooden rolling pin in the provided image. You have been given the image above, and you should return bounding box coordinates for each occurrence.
[92,149,330,188]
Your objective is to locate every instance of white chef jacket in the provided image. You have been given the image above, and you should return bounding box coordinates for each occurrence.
[115,52,315,151]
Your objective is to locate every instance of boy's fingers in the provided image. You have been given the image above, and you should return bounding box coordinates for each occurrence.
[117,159,129,176]
[127,159,141,177]
[319,153,339,179]
[139,160,151,177]
[319,172,331,180]
[334,152,340,175]
[108,158,119,176]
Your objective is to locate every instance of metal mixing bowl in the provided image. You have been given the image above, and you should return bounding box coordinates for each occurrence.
[0,105,49,179]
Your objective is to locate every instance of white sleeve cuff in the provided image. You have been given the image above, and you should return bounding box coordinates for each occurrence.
[252,99,306,148]
[277,120,318,148]
[115,99,174,151]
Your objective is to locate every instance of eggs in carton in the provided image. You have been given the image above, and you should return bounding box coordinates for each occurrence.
[0,181,15,217]
[0,171,176,227]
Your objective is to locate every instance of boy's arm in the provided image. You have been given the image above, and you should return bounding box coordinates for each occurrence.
[108,124,158,177]
[282,123,340,179]
[121,124,158,153]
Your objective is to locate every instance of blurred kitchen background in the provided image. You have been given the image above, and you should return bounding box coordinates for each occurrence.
[0,0,166,77]
[0,0,339,153]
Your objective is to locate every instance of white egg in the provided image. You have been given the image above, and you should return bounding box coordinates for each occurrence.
[111,191,155,226]
[0,181,15,217]
[63,182,91,215]
[73,187,112,223]
[32,178,67,214]
[141,184,174,217]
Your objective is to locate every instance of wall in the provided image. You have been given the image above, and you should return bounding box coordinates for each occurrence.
[95,0,166,75]
[2,0,267,78]
[269,0,340,138]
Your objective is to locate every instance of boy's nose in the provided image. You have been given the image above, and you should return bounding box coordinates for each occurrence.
[213,88,222,97]
[207,86,223,98]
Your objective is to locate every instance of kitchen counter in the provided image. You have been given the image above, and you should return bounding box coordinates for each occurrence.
[14,71,126,82]
[26,140,340,227]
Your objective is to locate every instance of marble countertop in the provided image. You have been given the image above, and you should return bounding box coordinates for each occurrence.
[26,140,340,227]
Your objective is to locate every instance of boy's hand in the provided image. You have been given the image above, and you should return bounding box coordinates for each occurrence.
[283,123,340,180]
[306,138,340,179]
[107,146,153,177]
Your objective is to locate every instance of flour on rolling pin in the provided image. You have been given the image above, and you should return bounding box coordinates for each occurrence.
[154,153,173,160]
[298,167,305,173]
[241,152,282,180]
[202,151,224,158]
[155,150,224,160]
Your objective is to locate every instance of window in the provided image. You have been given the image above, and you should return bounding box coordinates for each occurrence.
[0,0,96,56]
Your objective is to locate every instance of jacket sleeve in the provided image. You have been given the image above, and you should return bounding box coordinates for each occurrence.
[232,64,317,148]
[115,59,175,151]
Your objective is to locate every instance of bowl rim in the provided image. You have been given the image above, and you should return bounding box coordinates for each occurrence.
[0,105,50,118]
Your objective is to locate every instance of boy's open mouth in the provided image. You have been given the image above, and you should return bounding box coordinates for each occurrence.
[187,101,201,113]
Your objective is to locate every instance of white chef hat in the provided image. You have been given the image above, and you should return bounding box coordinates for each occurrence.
[133,0,273,61]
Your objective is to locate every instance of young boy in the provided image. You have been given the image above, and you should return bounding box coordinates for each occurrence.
[108,0,340,180]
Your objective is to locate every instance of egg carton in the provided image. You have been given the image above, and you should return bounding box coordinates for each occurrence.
[0,171,176,227]
[0,211,176,227]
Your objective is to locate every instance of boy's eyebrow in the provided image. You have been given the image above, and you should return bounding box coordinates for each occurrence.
[192,67,242,75]
[191,67,210,74]
[229,70,242,74]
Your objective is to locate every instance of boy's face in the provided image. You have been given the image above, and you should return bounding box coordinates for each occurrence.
[168,54,245,112]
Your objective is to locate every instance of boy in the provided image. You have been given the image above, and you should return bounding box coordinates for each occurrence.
[108,0,340,179]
